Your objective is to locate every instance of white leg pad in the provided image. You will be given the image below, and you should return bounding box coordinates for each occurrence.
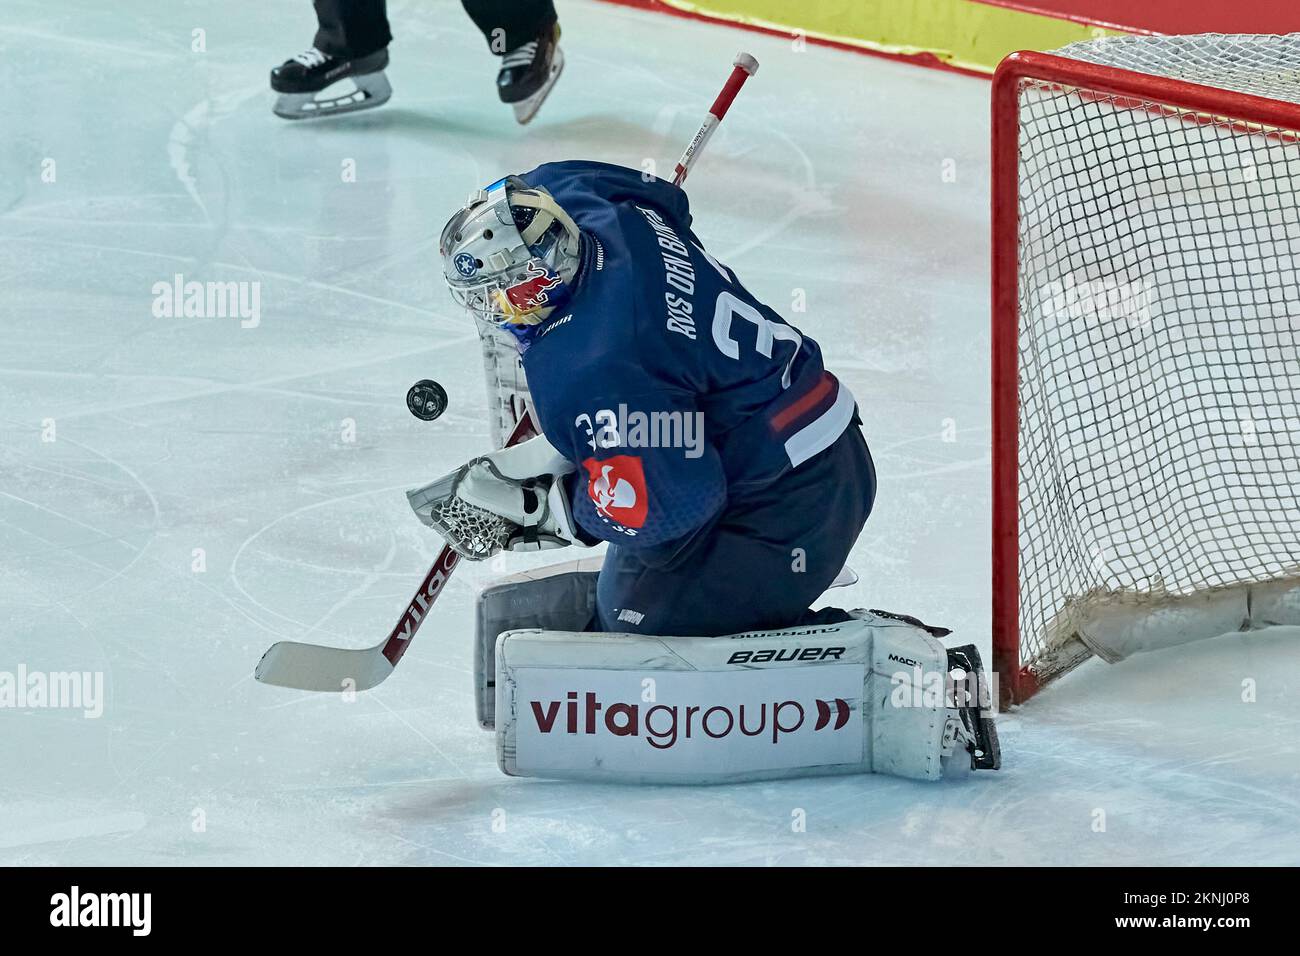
[494,611,952,784]
[474,556,863,730]
[475,556,601,729]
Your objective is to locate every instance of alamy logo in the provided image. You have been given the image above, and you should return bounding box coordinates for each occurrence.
[151,273,261,328]
[1038,274,1151,328]
[49,886,151,936]
[0,665,103,718]
[890,665,997,712]
[576,404,706,459]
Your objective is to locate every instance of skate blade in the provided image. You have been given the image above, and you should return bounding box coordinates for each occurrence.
[274,72,392,120]
[512,48,564,125]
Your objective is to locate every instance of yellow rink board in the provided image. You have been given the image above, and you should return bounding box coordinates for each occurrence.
[653,0,1131,74]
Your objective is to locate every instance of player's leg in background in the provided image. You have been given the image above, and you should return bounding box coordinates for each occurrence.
[461,0,556,57]
[312,0,392,58]
[461,0,564,123]
[270,0,393,118]
[595,421,878,636]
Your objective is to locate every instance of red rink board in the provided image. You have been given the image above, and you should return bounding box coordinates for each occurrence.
[976,0,1300,34]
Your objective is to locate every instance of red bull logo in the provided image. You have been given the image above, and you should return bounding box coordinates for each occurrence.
[504,261,563,315]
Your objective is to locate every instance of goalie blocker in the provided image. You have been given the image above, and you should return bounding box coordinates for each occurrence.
[476,560,999,784]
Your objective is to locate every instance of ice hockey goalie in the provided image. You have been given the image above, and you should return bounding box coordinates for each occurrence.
[407,161,999,783]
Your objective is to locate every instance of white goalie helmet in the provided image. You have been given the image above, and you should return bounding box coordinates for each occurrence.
[439,176,582,329]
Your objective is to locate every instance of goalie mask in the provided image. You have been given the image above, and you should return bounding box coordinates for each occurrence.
[439,176,582,335]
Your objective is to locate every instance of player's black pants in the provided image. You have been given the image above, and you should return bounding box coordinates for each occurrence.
[596,420,878,636]
[309,0,558,59]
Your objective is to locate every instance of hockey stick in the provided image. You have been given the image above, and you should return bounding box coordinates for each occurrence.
[673,52,759,187]
[254,413,537,692]
[254,52,759,693]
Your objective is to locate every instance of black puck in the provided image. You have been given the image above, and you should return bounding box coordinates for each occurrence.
[406,379,449,421]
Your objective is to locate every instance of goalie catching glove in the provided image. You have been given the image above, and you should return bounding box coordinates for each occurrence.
[407,434,589,560]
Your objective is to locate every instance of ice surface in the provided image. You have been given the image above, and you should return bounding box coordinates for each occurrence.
[1,0,1297,866]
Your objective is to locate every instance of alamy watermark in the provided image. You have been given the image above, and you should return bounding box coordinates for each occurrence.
[889,662,997,714]
[1039,274,1153,328]
[575,404,705,459]
[151,273,261,328]
[1,665,104,718]
[50,886,150,936]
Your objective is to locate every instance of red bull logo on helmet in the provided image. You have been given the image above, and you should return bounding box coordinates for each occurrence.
[503,261,564,315]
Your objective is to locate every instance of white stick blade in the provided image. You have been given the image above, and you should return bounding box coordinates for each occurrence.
[254,641,395,692]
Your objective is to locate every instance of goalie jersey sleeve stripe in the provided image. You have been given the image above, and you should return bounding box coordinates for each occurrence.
[781,373,856,468]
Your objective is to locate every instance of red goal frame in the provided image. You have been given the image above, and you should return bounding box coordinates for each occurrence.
[990,50,1300,707]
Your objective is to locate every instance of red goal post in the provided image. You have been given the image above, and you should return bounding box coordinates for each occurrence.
[991,42,1300,707]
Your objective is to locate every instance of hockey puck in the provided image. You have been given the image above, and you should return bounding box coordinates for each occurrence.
[406,379,449,421]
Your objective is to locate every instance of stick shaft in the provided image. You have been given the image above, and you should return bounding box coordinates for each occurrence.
[673,52,759,186]
[380,412,537,667]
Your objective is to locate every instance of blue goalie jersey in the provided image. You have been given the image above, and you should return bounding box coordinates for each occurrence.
[515,161,856,567]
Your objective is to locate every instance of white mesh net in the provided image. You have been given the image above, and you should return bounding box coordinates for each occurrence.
[1010,34,1300,684]
[427,489,515,561]
[1053,33,1300,105]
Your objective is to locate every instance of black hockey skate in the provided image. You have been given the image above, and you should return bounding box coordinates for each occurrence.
[944,644,1001,771]
[271,47,392,120]
[496,23,564,125]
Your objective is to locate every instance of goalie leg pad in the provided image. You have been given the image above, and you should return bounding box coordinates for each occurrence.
[475,557,601,729]
[494,611,977,784]
[475,560,872,730]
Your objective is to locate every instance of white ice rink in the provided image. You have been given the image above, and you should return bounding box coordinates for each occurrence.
[2,0,1298,866]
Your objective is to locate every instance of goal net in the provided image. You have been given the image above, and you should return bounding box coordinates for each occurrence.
[992,34,1300,705]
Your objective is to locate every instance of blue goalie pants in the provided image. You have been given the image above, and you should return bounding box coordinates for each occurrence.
[595,420,876,636]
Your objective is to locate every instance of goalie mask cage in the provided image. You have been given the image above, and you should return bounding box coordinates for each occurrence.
[991,35,1300,706]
